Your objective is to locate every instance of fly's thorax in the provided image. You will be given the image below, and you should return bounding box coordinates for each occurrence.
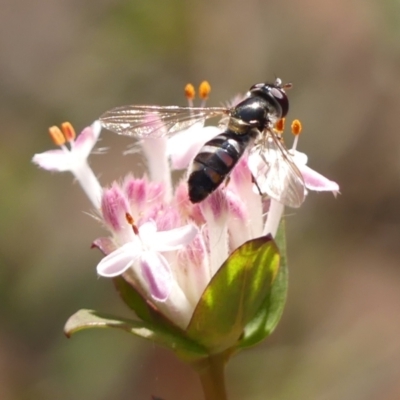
[231,97,270,130]
[227,117,254,136]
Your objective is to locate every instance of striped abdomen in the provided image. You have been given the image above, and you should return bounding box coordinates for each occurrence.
[188,130,254,203]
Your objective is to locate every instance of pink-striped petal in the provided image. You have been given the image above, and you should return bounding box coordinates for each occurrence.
[73,121,101,158]
[298,164,340,194]
[140,251,172,301]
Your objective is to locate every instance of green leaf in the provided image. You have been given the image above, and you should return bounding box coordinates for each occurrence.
[186,235,280,353]
[238,220,289,349]
[65,309,208,361]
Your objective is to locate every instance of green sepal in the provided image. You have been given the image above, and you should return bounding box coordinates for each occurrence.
[238,220,289,349]
[113,276,166,324]
[64,309,208,361]
[113,276,195,342]
[186,235,280,353]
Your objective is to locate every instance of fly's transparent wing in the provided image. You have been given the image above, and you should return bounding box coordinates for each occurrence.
[250,132,305,208]
[99,105,229,138]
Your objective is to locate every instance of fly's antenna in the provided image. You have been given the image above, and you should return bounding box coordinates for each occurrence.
[274,76,292,91]
[282,82,293,90]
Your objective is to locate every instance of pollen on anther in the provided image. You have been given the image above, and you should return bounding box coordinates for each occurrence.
[291,119,302,136]
[48,126,66,146]
[199,81,211,100]
[184,84,195,100]
[61,122,76,142]
[275,118,285,134]
[125,212,139,235]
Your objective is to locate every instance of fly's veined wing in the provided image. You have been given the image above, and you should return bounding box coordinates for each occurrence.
[251,132,306,208]
[99,105,229,138]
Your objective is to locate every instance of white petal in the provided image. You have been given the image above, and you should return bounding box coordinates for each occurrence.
[290,149,308,165]
[138,221,157,239]
[96,242,141,277]
[32,150,73,172]
[153,224,198,252]
[91,120,102,139]
[168,124,221,170]
[140,251,172,301]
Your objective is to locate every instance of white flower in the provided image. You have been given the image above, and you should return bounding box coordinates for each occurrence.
[32,121,103,208]
[96,220,198,301]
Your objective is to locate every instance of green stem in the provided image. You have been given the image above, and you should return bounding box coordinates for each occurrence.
[196,353,229,400]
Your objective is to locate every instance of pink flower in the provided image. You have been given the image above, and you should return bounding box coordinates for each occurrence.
[94,178,200,327]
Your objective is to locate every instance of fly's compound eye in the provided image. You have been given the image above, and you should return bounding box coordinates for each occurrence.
[267,87,289,118]
[270,87,285,100]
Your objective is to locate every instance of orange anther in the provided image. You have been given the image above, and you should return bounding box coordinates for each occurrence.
[125,212,134,225]
[199,81,211,100]
[125,213,139,235]
[275,118,285,133]
[291,119,302,136]
[48,126,66,146]
[61,122,76,142]
[184,83,195,100]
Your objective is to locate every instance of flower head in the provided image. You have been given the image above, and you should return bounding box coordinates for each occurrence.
[37,84,339,334]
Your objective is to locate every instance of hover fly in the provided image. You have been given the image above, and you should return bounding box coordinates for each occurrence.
[99,78,305,207]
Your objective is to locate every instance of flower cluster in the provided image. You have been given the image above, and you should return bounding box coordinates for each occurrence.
[32,88,339,332]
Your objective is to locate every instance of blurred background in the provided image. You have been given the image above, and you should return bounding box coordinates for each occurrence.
[2,0,400,399]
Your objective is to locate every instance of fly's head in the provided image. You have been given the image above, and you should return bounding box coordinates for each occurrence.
[248,79,291,123]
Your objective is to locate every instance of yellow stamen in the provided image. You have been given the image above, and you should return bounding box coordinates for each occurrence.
[48,126,66,146]
[274,118,285,134]
[199,81,211,100]
[291,119,302,136]
[184,83,195,100]
[61,122,76,142]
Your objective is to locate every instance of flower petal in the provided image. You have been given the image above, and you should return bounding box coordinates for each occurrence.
[167,124,221,170]
[140,251,172,301]
[73,121,102,158]
[138,220,157,238]
[96,242,140,277]
[101,184,130,232]
[298,164,340,193]
[91,237,117,255]
[153,224,199,252]
[290,149,308,165]
[32,149,72,171]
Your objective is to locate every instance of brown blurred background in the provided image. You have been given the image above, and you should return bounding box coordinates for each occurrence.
[2,0,400,399]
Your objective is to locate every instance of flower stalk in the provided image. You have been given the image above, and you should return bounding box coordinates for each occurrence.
[196,353,230,400]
